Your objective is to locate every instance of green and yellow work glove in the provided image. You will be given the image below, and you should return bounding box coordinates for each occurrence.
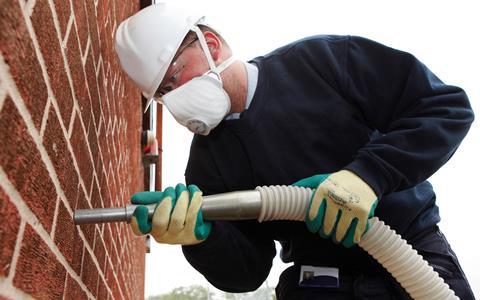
[293,170,378,248]
[129,183,211,245]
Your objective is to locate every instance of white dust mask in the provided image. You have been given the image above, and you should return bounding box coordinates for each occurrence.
[162,69,232,135]
[161,27,236,135]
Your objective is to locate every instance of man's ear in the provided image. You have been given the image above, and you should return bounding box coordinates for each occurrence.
[203,31,222,62]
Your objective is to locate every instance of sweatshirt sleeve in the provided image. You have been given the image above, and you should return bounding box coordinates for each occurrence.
[182,135,276,292]
[341,36,474,196]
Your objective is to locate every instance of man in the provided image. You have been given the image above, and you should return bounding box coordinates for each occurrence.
[115,3,475,299]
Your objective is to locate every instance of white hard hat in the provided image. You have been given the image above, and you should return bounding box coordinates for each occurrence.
[115,2,206,100]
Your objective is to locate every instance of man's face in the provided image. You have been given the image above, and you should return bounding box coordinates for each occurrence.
[154,36,211,98]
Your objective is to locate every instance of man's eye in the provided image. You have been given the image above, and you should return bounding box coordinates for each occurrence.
[169,73,178,83]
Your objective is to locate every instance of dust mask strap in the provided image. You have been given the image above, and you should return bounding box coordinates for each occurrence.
[194,26,217,70]
[193,26,235,81]
[214,56,235,73]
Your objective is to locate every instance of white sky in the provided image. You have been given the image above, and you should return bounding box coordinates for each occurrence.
[145,0,480,297]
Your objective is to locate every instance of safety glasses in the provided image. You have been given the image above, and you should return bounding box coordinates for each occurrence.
[154,37,199,99]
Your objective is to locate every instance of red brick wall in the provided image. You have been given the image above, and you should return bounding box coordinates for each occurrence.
[0,0,145,299]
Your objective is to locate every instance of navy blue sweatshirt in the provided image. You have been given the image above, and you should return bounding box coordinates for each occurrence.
[182,35,474,292]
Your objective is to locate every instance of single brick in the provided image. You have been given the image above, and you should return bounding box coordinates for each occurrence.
[93,230,106,274]
[43,105,79,209]
[87,121,101,175]
[117,224,126,252]
[71,0,88,55]
[65,28,92,128]
[110,224,121,258]
[0,187,21,277]
[99,170,112,208]
[13,224,66,299]
[80,250,99,296]
[0,2,48,130]
[69,115,94,195]
[98,125,112,180]
[107,79,116,121]
[52,0,71,39]
[111,279,122,300]
[90,180,102,210]
[108,236,119,272]
[96,0,109,31]
[98,67,110,126]
[103,224,113,258]
[31,0,74,125]
[117,269,127,300]
[96,151,106,181]
[110,125,119,166]
[64,275,88,300]
[0,97,57,232]
[96,279,109,300]
[54,199,84,275]
[85,50,101,129]
[108,167,118,207]
[104,261,115,288]
[104,16,114,51]
[85,0,100,68]
[99,26,112,75]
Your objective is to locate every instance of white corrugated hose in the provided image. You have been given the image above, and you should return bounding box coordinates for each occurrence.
[255,185,459,300]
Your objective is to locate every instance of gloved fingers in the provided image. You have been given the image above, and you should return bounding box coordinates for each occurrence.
[322,206,342,238]
[321,189,341,237]
[149,186,176,238]
[305,195,326,233]
[131,191,165,205]
[131,205,151,234]
[150,197,174,238]
[341,219,358,248]
[354,218,368,244]
[168,184,189,234]
[186,185,211,240]
[187,184,202,197]
[292,174,330,189]
[334,215,355,244]
[186,185,202,224]
[162,186,177,205]
[307,188,327,222]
